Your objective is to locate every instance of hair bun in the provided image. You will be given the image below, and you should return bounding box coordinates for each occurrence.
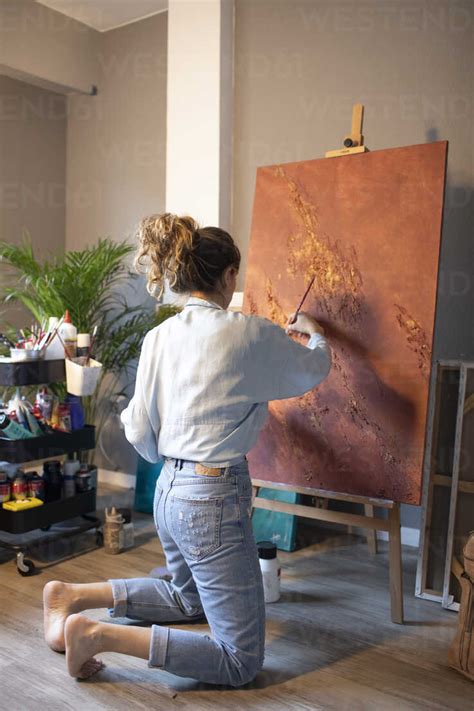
[134,212,240,299]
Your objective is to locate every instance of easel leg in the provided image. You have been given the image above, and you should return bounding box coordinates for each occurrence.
[364,504,378,554]
[251,485,260,509]
[388,503,404,624]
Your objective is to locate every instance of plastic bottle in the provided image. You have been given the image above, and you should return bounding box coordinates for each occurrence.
[257,541,281,603]
[44,317,65,360]
[104,506,125,555]
[63,456,80,498]
[59,310,77,359]
[43,460,63,502]
[76,333,91,358]
[64,394,85,430]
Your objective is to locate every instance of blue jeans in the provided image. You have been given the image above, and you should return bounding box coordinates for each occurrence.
[108,457,266,687]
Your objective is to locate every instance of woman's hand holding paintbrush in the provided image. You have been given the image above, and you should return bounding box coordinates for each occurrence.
[285,274,325,337]
[286,312,325,337]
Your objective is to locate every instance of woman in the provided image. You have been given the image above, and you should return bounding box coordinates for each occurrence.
[43,213,332,686]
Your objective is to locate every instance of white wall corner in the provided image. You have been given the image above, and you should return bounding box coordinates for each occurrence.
[166,0,234,228]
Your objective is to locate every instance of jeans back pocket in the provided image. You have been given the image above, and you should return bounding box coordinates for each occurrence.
[170,494,223,561]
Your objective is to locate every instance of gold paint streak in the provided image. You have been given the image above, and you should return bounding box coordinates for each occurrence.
[394,303,431,380]
[265,279,287,328]
[279,168,364,329]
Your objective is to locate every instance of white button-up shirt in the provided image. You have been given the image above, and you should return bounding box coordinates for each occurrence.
[120,296,332,466]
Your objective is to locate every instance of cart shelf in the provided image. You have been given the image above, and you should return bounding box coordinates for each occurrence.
[0,356,100,574]
[0,489,96,534]
[0,425,95,463]
[0,357,65,386]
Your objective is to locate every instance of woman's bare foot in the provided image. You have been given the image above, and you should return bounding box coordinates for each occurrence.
[65,614,105,679]
[43,580,79,652]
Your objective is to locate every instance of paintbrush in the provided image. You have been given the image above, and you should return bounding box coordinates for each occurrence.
[86,325,98,366]
[54,329,72,360]
[37,315,65,352]
[288,275,316,326]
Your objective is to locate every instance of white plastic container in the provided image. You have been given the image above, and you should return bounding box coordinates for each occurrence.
[65,357,102,396]
[10,348,41,361]
[44,317,65,360]
[257,541,281,603]
[59,310,77,359]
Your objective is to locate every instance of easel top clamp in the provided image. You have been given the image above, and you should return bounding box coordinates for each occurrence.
[325,103,369,158]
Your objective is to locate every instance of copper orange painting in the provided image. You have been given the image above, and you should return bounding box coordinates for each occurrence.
[243,141,448,505]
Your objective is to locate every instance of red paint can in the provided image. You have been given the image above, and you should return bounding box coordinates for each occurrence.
[12,471,28,500]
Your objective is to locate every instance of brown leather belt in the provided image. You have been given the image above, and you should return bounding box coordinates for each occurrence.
[166,457,225,477]
[195,463,223,477]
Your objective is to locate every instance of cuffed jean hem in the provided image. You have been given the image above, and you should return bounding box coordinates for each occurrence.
[108,578,128,618]
[148,625,170,668]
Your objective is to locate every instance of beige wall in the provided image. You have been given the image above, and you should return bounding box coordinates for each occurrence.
[0,75,67,325]
[0,75,67,254]
[65,12,167,473]
[0,0,99,93]
[66,11,167,250]
[233,0,474,361]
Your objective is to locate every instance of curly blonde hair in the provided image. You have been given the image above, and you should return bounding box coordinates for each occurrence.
[134,213,241,299]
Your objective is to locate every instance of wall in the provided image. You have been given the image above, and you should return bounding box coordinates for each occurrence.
[66,12,168,473]
[66,12,167,250]
[233,0,474,361]
[0,0,99,93]
[0,75,67,326]
[232,0,473,533]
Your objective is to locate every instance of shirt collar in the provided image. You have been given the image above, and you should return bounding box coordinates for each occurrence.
[184,296,225,311]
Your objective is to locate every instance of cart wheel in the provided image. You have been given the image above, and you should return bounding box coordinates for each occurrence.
[16,552,36,577]
[96,530,104,546]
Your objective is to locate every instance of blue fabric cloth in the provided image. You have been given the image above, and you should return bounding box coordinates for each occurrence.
[120,296,332,465]
[109,457,265,687]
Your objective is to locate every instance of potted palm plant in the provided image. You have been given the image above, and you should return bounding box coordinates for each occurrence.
[0,233,178,460]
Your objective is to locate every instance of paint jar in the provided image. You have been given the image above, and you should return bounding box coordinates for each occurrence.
[0,472,11,503]
[74,469,91,493]
[74,464,97,493]
[28,472,45,501]
[257,541,281,603]
[12,471,28,500]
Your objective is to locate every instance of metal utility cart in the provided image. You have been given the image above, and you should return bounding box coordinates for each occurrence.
[0,357,101,575]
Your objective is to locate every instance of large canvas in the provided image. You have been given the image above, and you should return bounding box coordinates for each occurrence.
[243,141,448,505]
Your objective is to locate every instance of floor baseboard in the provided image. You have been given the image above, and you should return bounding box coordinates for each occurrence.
[97,468,135,489]
[377,526,420,548]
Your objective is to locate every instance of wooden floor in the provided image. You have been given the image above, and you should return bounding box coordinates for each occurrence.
[0,484,471,711]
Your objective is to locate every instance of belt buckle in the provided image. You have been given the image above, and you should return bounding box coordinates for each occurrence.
[195,463,222,477]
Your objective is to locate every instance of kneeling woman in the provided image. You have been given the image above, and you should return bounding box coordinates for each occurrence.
[43,213,332,686]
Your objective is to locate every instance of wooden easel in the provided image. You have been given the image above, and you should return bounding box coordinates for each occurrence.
[250,480,403,624]
[251,105,404,624]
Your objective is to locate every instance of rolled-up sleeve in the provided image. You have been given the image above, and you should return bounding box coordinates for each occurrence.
[120,332,162,463]
[248,317,332,402]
